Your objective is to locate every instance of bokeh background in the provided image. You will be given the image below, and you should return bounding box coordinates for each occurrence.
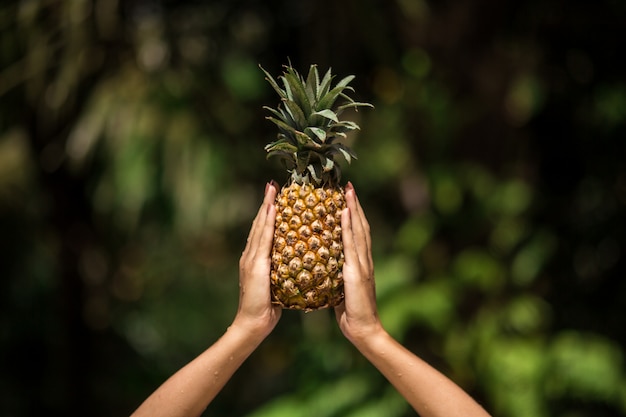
[1,0,625,416]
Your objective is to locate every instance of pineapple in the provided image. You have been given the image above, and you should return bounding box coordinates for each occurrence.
[261,63,372,311]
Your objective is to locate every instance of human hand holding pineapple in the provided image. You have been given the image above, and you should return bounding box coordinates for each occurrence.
[336,183,492,417]
[231,180,282,341]
[334,182,383,343]
[232,177,384,346]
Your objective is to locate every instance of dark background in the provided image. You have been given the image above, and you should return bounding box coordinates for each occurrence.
[1,0,625,416]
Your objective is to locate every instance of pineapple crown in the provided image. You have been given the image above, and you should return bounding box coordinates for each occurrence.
[261,63,373,186]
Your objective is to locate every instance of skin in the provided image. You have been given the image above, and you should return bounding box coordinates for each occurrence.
[131,181,491,417]
[338,183,490,417]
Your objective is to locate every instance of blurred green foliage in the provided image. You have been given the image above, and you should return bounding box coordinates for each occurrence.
[1,0,626,416]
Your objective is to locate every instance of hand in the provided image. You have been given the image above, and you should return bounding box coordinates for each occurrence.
[335,182,383,344]
[233,181,282,339]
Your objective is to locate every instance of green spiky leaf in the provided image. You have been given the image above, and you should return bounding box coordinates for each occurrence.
[283,99,307,127]
[262,62,372,185]
[283,71,312,115]
[307,165,322,183]
[320,155,335,172]
[266,116,299,136]
[333,143,358,164]
[311,109,339,123]
[295,130,321,149]
[337,101,375,114]
[317,68,334,100]
[316,84,354,111]
[305,65,319,105]
[306,127,327,143]
[264,138,298,153]
[259,66,287,99]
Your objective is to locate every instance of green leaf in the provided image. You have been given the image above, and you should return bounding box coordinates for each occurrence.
[296,152,311,174]
[264,139,298,153]
[305,127,326,143]
[336,74,355,89]
[337,144,357,164]
[307,164,322,183]
[317,84,353,111]
[319,155,335,172]
[282,99,307,127]
[283,71,312,115]
[263,105,288,122]
[336,101,374,114]
[326,131,347,142]
[318,68,334,99]
[259,65,287,99]
[305,64,319,105]
[295,130,321,148]
[339,90,356,101]
[328,143,357,164]
[266,116,298,135]
[281,75,293,101]
[329,120,360,133]
[311,109,339,123]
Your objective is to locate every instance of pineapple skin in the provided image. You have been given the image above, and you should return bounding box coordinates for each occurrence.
[270,182,345,311]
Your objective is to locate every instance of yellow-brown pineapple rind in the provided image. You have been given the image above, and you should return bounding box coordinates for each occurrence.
[270,182,345,311]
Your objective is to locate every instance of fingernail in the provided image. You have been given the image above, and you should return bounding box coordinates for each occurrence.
[264,182,270,195]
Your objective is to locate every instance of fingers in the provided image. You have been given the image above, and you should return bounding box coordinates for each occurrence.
[350,183,372,259]
[257,199,276,258]
[341,206,356,267]
[258,182,278,255]
[344,182,372,269]
[337,183,379,335]
[234,182,281,337]
[340,205,371,306]
[243,182,278,259]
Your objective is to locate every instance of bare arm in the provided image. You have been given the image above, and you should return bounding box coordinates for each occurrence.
[336,183,491,417]
[131,182,281,417]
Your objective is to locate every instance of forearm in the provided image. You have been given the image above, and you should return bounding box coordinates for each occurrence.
[352,330,491,417]
[131,325,265,417]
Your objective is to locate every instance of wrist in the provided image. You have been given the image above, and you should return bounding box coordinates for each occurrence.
[230,314,275,343]
[344,321,387,349]
[350,326,395,356]
[225,321,266,352]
